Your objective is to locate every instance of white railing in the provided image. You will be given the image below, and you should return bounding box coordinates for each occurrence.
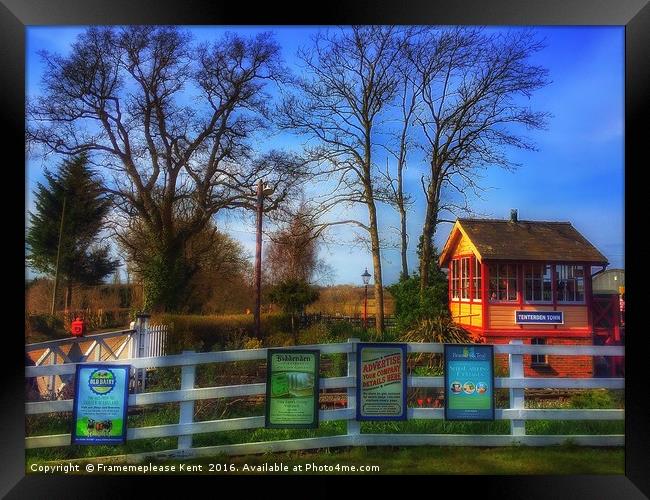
[25,315,167,397]
[24,340,624,461]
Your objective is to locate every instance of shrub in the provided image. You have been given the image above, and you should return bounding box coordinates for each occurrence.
[569,389,619,409]
[298,322,330,345]
[400,315,472,371]
[388,274,448,333]
[25,313,66,342]
[154,313,291,353]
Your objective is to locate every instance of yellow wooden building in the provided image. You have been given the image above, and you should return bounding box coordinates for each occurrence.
[438,212,614,377]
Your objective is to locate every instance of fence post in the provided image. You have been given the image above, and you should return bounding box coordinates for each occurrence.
[48,349,57,398]
[347,338,360,443]
[508,339,525,439]
[177,351,196,455]
[134,314,150,392]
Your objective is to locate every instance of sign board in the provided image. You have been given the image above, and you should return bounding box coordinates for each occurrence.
[515,310,563,324]
[265,349,320,428]
[72,364,130,445]
[444,344,495,421]
[356,343,407,421]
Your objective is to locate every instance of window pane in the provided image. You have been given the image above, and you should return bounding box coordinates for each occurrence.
[524,265,532,279]
[525,279,533,301]
[507,278,517,301]
[576,278,585,301]
[543,280,552,301]
[489,278,498,301]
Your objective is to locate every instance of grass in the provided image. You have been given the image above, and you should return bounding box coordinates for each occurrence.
[25,308,625,472]
[27,445,624,475]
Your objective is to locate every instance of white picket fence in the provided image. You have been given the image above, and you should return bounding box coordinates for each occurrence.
[25,315,167,396]
[24,340,624,461]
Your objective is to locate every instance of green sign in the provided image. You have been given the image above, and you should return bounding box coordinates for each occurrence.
[357,343,407,420]
[265,349,320,428]
[444,344,495,421]
[72,364,130,444]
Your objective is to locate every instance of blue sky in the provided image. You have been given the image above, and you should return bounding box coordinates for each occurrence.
[25,26,624,285]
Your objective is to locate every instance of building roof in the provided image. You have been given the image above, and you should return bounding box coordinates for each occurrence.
[439,218,609,265]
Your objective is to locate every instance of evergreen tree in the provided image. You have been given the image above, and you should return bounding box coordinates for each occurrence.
[26,155,119,310]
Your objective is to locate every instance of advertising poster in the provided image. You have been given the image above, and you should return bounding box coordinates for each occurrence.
[265,349,320,428]
[357,343,407,421]
[71,364,130,445]
[444,344,495,421]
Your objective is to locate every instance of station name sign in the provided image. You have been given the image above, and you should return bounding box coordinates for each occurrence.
[515,311,563,324]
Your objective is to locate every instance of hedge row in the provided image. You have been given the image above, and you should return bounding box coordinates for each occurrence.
[151,313,293,353]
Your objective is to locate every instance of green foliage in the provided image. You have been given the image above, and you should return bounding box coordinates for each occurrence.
[399,316,472,373]
[400,316,471,344]
[388,269,448,333]
[154,313,291,353]
[569,389,621,409]
[26,155,119,296]
[25,313,66,341]
[141,251,192,313]
[268,280,319,316]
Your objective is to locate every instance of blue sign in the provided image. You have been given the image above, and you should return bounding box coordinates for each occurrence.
[444,344,495,421]
[72,364,130,445]
[515,311,563,324]
[356,343,407,421]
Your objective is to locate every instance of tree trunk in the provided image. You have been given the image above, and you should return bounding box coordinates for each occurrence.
[142,242,191,313]
[419,175,441,294]
[367,200,385,337]
[399,203,408,279]
[64,280,73,312]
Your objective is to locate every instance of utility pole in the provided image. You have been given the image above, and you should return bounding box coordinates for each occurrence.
[50,196,67,315]
[254,180,264,338]
[253,180,275,337]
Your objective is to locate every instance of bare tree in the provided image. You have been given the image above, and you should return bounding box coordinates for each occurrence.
[27,26,307,311]
[378,55,422,280]
[409,27,550,292]
[279,26,409,336]
[265,210,317,285]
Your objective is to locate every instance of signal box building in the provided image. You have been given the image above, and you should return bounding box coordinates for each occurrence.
[438,212,615,378]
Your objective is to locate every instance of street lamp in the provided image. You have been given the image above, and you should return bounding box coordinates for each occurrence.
[254,179,275,338]
[361,268,371,329]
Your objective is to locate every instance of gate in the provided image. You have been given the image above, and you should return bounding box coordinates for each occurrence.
[25,314,167,398]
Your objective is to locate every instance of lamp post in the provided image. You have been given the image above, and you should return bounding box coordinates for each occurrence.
[361,268,371,329]
[254,179,275,338]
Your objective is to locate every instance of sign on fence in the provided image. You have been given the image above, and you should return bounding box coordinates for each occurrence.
[72,364,130,445]
[265,349,320,429]
[444,344,495,421]
[356,343,407,421]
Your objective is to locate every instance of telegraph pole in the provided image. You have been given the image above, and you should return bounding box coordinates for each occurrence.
[254,180,264,338]
[50,196,67,315]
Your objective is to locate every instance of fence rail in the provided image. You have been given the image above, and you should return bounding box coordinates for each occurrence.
[26,316,167,396]
[24,340,624,460]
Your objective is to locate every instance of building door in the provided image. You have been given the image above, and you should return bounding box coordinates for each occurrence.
[592,294,623,377]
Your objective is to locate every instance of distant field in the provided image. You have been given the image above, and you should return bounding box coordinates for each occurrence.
[306,285,395,316]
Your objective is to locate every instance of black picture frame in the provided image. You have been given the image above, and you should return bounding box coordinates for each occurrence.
[443,344,495,421]
[356,343,407,421]
[7,0,647,496]
[265,348,320,429]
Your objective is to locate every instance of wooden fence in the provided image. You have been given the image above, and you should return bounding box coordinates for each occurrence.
[25,315,167,397]
[24,340,624,461]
